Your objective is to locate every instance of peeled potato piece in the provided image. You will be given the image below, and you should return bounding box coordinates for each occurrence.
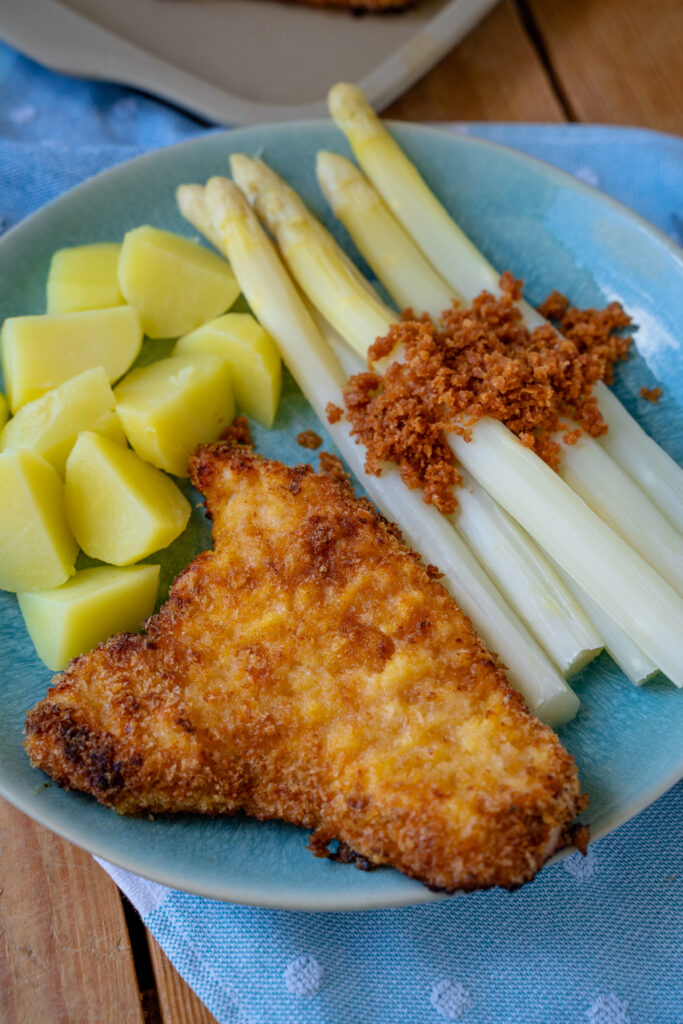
[175,313,281,427]
[18,564,160,670]
[1,366,125,476]
[114,353,234,477]
[118,226,240,338]
[1,305,142,412]
[47,243,124,314]
[0,450,78,592]
[65,431,191,565]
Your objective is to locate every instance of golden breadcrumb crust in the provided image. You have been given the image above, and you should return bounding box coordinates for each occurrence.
[25,445,582,891]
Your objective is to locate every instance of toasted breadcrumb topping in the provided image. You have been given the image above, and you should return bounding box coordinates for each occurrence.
[340,273,632,513]
[220,415,254,449]
[297,429,323,450]
[318,451,349,483]
[426,564,445,580]
[640,386,662,404]
[326,402,344,424]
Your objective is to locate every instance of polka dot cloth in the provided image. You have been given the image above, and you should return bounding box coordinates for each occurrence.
[586,993,631,1024]
[284,955,323,996]
[563,845,598,881]
[429,980,474,1020]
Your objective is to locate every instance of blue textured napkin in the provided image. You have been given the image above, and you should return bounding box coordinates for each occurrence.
[1,39,682,1024]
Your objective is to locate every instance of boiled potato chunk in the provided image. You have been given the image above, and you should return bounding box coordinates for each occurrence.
[1,305,142,412]
[175,313,281,427]
[0,393,8,430]
[65,431,191,564]
[47,243,124,314]
[18,564,160,670]
[0,451,78,592]
[115,353,234,477]
[118,226,240,338]
[1,366,125,475]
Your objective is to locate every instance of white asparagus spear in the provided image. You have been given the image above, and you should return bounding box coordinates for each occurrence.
[327,84,500,301]
[448,420,683,686]
[227,157,683,686]
[316,150,458,320]
[231,154,395,359]
[327,82,683,535]
[190,175,580,726]
[594,380,683,534]
[450,471,603,676]
[551,563,658,686]
[316,147,683,598]
[556,431,683,597]
[177,183,224,250]
[232,156,603,678]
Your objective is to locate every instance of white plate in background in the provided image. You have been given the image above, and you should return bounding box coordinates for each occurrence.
[0,0,498,123]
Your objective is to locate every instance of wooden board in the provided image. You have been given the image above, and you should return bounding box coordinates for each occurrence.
[148,933,219,1024]
[387,0,565,122]
[0,798,145,1024]
[525,0,683,133]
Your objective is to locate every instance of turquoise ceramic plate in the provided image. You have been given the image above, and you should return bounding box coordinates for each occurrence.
[1,124,681,911]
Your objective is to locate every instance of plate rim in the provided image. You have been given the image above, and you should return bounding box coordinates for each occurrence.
[1,117,682,266]
[1,120,682,910]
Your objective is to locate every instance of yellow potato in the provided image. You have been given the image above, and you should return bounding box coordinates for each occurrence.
[0,393,8,430]
[47,243,124,314]
[1,305,142,412]
[65,431,191,565]
[18,563,160,670]
[0,450,78,592]
[1,366,125,475]
[114,353,234,477]
[175,312,281,427]
[118,226,240,338]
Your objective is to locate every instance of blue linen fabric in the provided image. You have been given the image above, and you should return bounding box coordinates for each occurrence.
[1,38,682,1024]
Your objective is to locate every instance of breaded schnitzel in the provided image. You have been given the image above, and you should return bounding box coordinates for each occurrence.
[25,444,583,891]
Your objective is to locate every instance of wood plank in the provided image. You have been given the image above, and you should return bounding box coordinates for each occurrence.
[0,797,145,1024]
[524,0,683,133]
[148,932,219,1024]
[386,0,565,122]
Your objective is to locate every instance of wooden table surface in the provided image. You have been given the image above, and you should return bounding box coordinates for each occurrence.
[1,2,681,1022]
